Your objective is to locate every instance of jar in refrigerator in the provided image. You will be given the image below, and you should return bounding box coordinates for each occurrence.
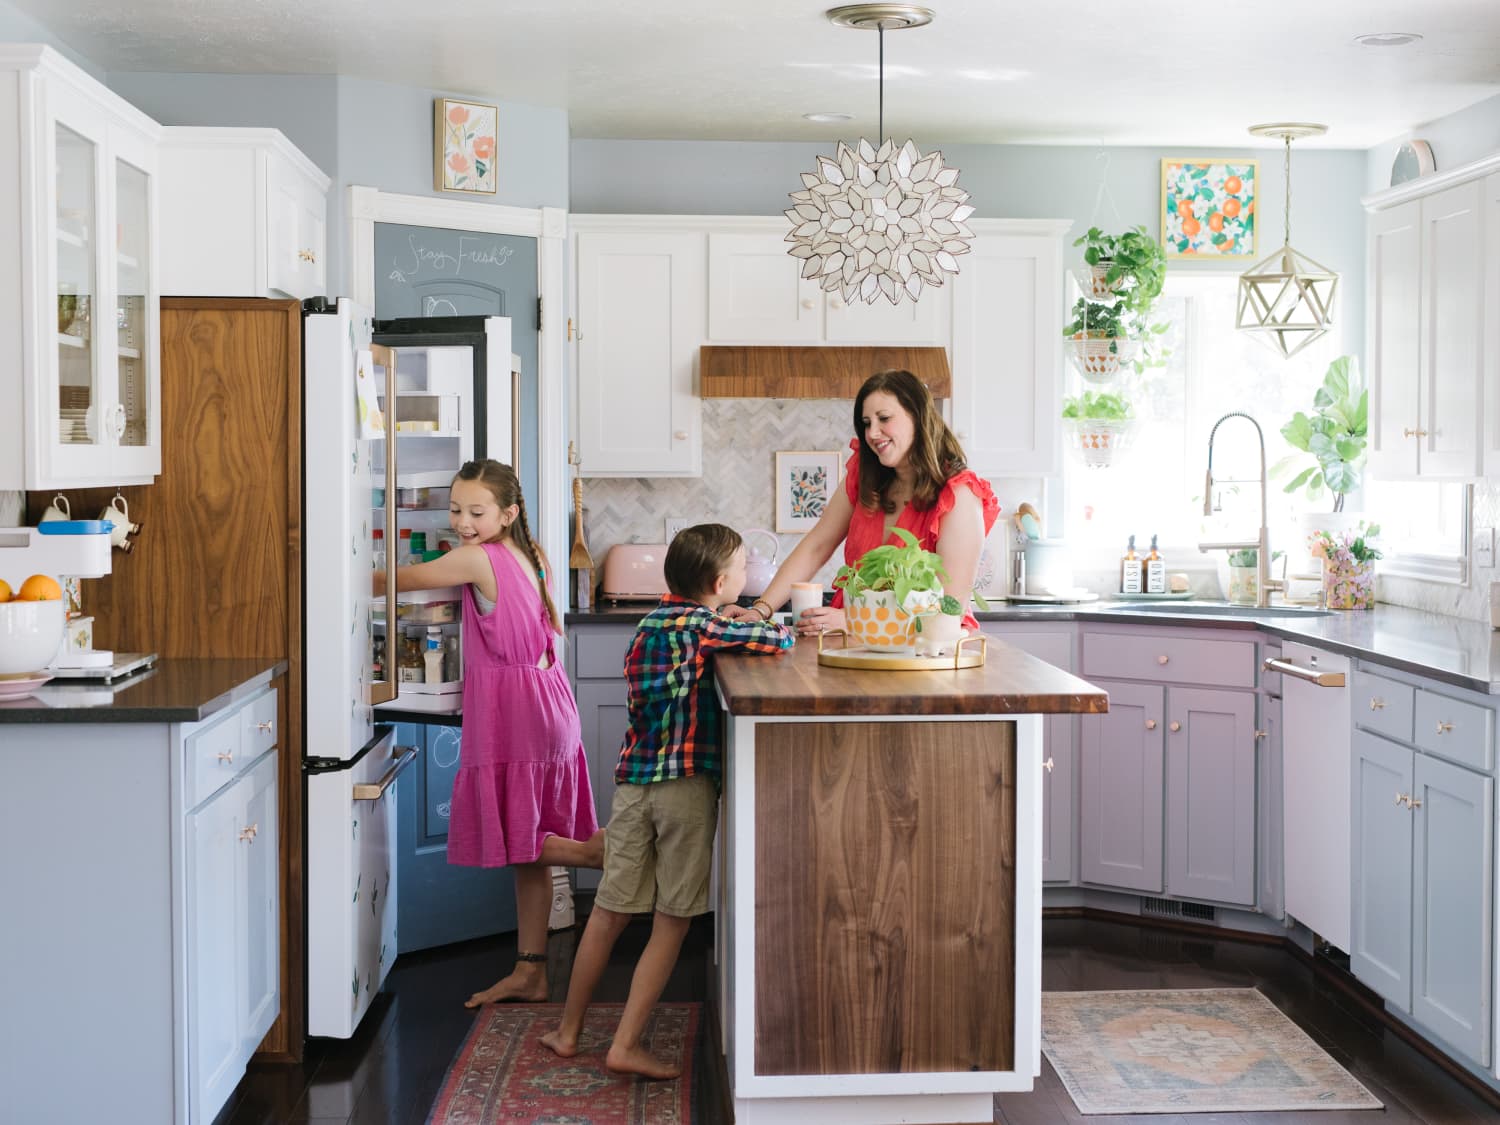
[371,527,385,571]
[398,629,424,683]
[397,528,412,566]
[410,531,428,558]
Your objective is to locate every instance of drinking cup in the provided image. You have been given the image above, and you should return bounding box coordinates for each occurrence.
[789,582,822,620]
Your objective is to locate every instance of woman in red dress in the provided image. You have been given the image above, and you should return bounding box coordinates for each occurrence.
[741,369,1000,635]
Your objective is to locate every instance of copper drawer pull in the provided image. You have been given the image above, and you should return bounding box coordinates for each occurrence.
[216,750,234,764]
[256,720,273,733]
[1262,656,1346,687]
[1370,698,1385,710]
[1436,721,1453,734]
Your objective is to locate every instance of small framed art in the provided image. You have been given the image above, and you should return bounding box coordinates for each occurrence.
[434,97,498,195]
[775,450,841,533]
[1161,158,1258,258]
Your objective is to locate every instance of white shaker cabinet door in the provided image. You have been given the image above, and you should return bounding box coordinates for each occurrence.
[187,776,246,1125]
[707,232,822,342]
[239,750,280,1059]
[949,224,1066,477]
[1368,200,1422,479]
[1418,179,1484,479]
[576,231,704,476]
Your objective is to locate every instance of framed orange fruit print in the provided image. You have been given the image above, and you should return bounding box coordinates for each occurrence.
[1161,159,1257,258]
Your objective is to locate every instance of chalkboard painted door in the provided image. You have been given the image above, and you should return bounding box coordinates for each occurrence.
[395,722,517,954]
[375,223,539,508]
[378,224,543,952]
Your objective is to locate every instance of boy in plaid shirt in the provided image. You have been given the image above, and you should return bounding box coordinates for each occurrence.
[542,523,791,1078]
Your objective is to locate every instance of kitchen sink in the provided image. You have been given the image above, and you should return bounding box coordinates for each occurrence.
[1103,601,1332,618]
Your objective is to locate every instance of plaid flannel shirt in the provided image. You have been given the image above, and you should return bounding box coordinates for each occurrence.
[615,595,793,786]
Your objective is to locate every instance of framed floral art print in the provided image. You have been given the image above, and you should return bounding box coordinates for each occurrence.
[775,450,841,533]
[434,97,498,195]
[1161,158,1258,258]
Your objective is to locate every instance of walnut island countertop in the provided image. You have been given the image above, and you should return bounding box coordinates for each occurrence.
[713,632,1109,716]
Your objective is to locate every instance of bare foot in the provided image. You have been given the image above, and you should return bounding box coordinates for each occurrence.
[463,964,548,1008]
[539,1027,579,1057]
[605,1042,681,1080]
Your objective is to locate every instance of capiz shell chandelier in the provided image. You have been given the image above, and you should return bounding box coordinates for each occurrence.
[1235,122,1339,358]
[786,5,973,305]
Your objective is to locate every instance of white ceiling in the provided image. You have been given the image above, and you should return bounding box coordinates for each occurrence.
[16,0,1500,147]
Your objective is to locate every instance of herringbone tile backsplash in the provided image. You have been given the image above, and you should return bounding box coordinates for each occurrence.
[578,399,854,589]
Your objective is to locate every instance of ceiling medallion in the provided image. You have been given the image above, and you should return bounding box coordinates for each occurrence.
[786,5,973,305]
[1235,123,1338,359]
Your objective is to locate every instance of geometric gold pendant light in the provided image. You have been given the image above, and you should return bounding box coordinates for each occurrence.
[1235,123,1339,358]
[785,5,973,305]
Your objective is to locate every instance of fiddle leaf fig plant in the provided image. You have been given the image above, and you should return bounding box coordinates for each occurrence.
[1274,355,1368,512]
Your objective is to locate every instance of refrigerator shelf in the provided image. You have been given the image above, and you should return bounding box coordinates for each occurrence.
[395,470,455,489]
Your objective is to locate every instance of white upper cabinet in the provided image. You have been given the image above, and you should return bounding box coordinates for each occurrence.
[0,46,162,490]
[1486,172,1500,475]
[158,127,330,300]
[949,220,1069,477]
[574,226,705,476]
[1365,160,1496,481]
[707,230,950,344]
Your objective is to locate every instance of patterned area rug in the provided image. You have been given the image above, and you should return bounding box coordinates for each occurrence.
[1042,988,1382,1115]
[426,1002,698,1124]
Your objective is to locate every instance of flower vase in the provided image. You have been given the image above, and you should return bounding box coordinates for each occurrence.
[1323,557,1375,610]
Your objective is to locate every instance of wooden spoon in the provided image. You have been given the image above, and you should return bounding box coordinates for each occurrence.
[1017,502,1043,539]
[569,478,594,569]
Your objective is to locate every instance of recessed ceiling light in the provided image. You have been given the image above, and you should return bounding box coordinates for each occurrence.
[1355,31,1423,47]
[803,112,854,123]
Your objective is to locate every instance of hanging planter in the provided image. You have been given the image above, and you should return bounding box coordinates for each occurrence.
[1073,226,1168,314]
[1077,263,1126,302]
[1062,390,1136,469]
[1068,332,1139,382]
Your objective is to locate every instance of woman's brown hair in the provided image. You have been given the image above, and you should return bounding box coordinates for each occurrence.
[852,369,967,513]
[452,459,561,633]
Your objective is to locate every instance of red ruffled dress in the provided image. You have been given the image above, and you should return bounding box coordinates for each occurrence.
[834,440,1001,630]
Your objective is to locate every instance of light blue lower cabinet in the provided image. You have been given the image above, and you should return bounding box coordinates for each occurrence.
[1351,727,1494,1067]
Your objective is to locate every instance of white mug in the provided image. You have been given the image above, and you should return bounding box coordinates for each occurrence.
[789,582,822,620]
[100,494,140,553]
[40,494,70,523]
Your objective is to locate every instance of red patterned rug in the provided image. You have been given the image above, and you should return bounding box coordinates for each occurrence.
[426,1002,698,1124]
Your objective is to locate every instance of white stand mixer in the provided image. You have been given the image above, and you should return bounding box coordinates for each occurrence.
[0,525,115,672]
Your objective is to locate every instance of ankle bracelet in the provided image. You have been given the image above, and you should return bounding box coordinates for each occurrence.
[515,951,548,964]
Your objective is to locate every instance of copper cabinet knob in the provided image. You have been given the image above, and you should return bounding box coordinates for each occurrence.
[1436,721,1454,734]
[1145,719,1157,730]
[1157,655,1169,665]
[1043,756,1055,773]
[1169,721,1182,733]
[216,751,234,764]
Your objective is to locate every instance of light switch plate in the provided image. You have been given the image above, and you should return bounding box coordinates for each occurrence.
[1475,527,1496,569]
[665,518,691,542]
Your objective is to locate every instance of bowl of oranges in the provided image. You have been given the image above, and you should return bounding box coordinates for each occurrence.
[0,574,66,677]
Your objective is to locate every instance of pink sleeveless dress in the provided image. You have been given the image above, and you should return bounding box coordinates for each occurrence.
[448,542,598,867]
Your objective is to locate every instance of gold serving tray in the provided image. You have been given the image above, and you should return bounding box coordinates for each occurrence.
[815,630,986,671]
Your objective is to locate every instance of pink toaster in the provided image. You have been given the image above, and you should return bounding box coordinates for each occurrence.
[600,543,669,602]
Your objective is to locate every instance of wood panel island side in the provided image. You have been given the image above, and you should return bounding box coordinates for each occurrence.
[712,637,1107,1125]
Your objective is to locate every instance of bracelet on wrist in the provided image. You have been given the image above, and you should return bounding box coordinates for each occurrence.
[751,598,774,621]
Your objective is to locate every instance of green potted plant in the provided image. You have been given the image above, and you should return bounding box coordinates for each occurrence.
[833,529,984,654]
[1074,225,1168,314]
[1276,355,1368,514]
[1223,547,1283,605]
[1061,389,1136,468]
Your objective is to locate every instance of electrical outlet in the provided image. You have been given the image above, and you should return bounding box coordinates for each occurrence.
[665,517,691,542]
[1475,527,1496,569]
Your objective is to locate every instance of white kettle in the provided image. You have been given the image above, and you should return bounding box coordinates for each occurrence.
[741,528,779,598]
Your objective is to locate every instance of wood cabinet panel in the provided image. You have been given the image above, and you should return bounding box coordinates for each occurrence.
[753,720,1015,1076]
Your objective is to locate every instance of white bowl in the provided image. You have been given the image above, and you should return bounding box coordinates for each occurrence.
[0,599,66,676]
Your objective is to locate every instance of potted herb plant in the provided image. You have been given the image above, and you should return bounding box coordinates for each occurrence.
[1223,547,1283,605]
[832,529,984,654]
[1061,389,1136,468]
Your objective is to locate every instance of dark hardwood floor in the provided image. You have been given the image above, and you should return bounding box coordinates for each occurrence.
[219,912,1500,1124]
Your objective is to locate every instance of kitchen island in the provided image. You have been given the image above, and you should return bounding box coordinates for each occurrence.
[712,637,1107,1125]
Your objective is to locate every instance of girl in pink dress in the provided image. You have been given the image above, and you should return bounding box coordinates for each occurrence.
[738,369,1000,634]
[378,459,601,1006]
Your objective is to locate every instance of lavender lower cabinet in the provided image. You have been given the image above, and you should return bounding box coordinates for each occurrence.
[1165,688,1256,906]
[1351,727,1494,1067]
[1080,680,1257,906]
[1080,680,1165,893]
[568,623,637,892]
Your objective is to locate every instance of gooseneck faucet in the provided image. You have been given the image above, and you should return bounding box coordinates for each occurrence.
[1197,411,1281,608]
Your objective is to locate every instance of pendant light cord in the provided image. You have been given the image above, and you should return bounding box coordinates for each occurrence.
[1283,135,1292,247]
[878,24,885,145]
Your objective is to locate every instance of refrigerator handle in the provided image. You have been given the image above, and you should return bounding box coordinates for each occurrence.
[368,342,399,707]
[511,365,521,468]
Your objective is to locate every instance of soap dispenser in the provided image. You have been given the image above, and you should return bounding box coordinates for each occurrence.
[1144,534,1167,594]
[1120,535,1143,594]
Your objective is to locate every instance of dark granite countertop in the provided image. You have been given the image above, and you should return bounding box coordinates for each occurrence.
[568,600,1500,696]
[974,602,1500,695]
[0,658,287,724]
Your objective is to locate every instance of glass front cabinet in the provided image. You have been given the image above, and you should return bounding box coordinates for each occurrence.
[0,46,161,490]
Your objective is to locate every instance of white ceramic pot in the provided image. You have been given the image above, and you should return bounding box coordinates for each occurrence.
[0,599,65,675]
[912,612,964,657]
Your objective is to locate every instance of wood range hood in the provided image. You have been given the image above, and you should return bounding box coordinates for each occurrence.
[699,346,951,399]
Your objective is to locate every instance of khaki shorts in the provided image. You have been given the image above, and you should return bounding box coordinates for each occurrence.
[595,773,718,918]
